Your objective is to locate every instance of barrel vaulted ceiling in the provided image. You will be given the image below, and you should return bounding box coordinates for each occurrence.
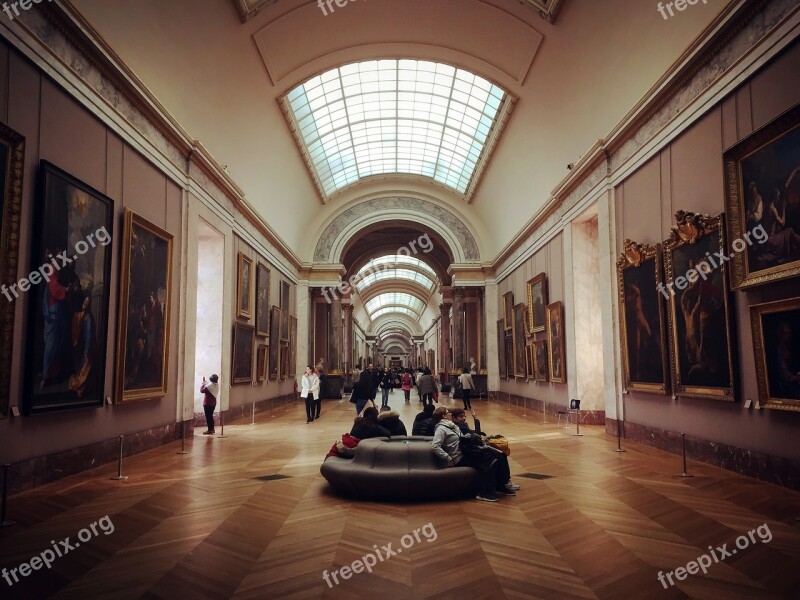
[72,0,725,261]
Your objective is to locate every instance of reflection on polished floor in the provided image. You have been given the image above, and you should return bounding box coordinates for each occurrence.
[1,391,799,599]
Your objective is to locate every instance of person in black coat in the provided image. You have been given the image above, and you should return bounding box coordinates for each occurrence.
[351,368,375,414]
[350,406,390,440]
[377,406,407,436]
[411,403,436,436]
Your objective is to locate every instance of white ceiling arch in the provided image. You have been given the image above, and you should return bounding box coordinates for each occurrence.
[367,312,424,337]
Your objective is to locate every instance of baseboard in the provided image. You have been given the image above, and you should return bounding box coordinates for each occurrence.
[488,391,606,425]
[193,393,297,428]
[606,418,800,491]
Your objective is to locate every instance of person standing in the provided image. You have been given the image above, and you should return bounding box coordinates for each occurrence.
[458,366,475,410]
[200,374,219,435]
[352,367,373,414]
[418,368,436,407]
[301,366,320,423]
[401,369,412,403]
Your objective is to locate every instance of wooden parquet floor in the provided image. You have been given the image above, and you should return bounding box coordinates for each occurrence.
[1,392,799,600]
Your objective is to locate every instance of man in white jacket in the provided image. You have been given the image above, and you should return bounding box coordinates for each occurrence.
[300,366,321,423]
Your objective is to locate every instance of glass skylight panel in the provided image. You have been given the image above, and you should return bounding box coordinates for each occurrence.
[355,268,435,293]
[285,60,507,197]
[371,307,418,320]
[358,255,437,279]
[364,293,426,316]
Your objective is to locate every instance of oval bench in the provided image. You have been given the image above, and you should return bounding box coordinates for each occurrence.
[320,436,479,501]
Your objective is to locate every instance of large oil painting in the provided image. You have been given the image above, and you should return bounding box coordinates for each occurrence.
[237,252,252,319]
[232,322,254,384]
[725,104,800,289]
[664,212,735,401]
[546,301,565,383]
[257,343,268,383]
[0,123,23,417]
[255,262,270,336]
[526,273,548,333]
[503,291,513,331]
[268,306,281,380]
[533,339,548,382]
[750,297,800,411]
[115,209,173,403]
[497,319,507,379]
[25,161,114,414]
[616,240,669,395]
[512,303,527,378]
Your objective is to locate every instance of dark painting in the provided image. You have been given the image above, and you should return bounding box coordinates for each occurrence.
[546,302,565,383]
[232,322,254,383]
[116,209,173,402]
[751,298,800,410]
[527,273,547,333]
[497,319,506,379]
[512,303,526,378]
[256,262,270,336]
[25,161,113,414]
[268,306,280,379]
[533,339,547,382]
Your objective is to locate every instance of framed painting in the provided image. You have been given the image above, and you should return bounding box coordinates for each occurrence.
[115,209,172,403]
[280,280,289,310]
[526,273,548,333]
[664,211,736,401]
[724,103,800,289]
[525,344,534,378]
[290,315,297,378]
[268,305,280,379]
[616,240,670,395]
[237,251,253,319]
[0,123,24,417]
[512,303,527,378]
[255,262,270,336]
[256,343,268,383]
[503,291,513,331]
[279,342,289,381]
[497,319,507,379]
[232,322,254,384]
[533,339,548,382]
[546,301,566,383]
[750,297,800,411]
[24,161,114,414]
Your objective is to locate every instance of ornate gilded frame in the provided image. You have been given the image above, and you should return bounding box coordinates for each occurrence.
[724,103,800,290]
[526,272,548,333]
[546,301,565,383]
[512,303,527,378]
[750,297,800,412]
[255,261,270,336]
[533,339,548,382]
[503,291,513,331]
[256,343,268,383]
[236,252,253,319]
[0,123,24,417]
[616,239,670,395]
[663,211,736,401]
[497,319,507,379]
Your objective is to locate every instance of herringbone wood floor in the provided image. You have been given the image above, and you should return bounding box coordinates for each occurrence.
[1,391,799,599]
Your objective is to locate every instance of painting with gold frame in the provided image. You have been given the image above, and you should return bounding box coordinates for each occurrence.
[526,273,548,333]
[290,316,297,379]
[268,306,281,380]
[237,251,253,319]
[255,262,270,335]
[0,123,23,417]
[750,297,800,411]
[616,240,670,395]
[256,343,268,383]
[525,344,534,378]
[724,103,800,290]
[546,301,565,383]
[533,339,548,382]
[497,319,507,379]
[512,303,527,378]
[279,342,289,381]
[664,211,736,401]
[115,209,172,403]
[232,322,255,384]
[503,291,513,331]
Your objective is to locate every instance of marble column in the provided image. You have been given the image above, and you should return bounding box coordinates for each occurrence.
[452,287,465,372]
[329,294,343,374]
[343,300,353,373]
[296,282,310,381]
[484,282,499,390]
[439,301,451,373]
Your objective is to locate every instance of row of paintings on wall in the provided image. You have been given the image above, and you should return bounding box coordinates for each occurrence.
[498,276,565,384]
[234,247,294,385]
[19,161,174,415]
[618,103,800,411]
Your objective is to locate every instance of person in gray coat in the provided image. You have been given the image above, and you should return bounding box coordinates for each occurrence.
[417,368,437,407]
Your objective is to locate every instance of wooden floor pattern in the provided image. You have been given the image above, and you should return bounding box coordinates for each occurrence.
[1,391,799,599]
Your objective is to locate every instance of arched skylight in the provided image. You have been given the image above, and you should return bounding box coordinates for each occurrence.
[282,59,510,200]
[356,268,435,293]
[365,292,426,318]
[358,255,437,279]
[371,307,419,320]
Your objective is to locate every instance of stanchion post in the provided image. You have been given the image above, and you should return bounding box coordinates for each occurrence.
[251,402,256,425]
[1,463,15,527]
[177,420,189,455]
[678,433,693,477]
[111,435,128,480]
[217,410,228,438]
[573,409,583,437]
[541,399,548,424]
[521,396,527,417]
[613,419,626,452]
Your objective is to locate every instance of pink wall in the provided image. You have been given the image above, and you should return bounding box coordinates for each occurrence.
[616,42,800,460]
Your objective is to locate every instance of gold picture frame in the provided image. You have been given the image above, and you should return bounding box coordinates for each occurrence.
[268,306,281,380]
[750,297,800,411]
[232,322,255,384]
[255,262,270,336]
[526,273,548,333]
[237,251,253,319]
[503,291,513,331]
[724,103,800,290]
[257,343,268,383]
[115,209,173,403]
[663,211,736,401]
[497,319,507,379]
[533,339,548,382]
[512,303,527,378]
[546,301,565,383]
[616,239,670,395]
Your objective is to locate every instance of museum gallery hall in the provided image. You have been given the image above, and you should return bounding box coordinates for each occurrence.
[1,0,799,598]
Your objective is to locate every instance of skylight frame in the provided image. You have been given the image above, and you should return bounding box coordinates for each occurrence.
[281,59,514,203]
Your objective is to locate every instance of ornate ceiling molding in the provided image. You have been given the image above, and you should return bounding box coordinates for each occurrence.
[516,0,565,24]
[232,0,278,23]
